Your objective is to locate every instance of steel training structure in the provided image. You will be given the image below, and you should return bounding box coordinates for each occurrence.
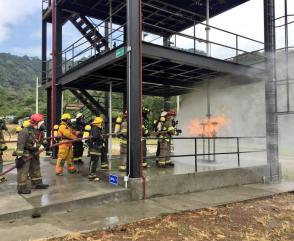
[42,0,279,180]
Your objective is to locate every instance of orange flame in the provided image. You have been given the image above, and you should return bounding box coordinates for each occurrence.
[188,115,229,137]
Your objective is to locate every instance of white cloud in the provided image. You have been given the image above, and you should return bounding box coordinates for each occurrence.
[0,0,40,43]
[11,46,41,57]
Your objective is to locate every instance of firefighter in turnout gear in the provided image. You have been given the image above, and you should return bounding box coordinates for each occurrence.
[72,113,85,165]
[0,118,8,183]
[142,107,151,168]
[55,113,78,176]
[85,117,106,181]
[153,111,168,161]
[157,111,177,168]
[15,114,49,194]
[114,112,127,172]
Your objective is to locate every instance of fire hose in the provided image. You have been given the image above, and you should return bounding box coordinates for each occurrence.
[0,133,118,177]
[0,137,89,177]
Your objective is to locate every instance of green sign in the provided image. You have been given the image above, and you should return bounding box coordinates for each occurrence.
[116,47,125,58]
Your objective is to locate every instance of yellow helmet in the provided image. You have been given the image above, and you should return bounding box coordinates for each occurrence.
[93,117,103,125]
[61,113,71,120]
[23,120,31,128]
[85,125,92,131]
[116,117,122,124]
[16,126,22,133]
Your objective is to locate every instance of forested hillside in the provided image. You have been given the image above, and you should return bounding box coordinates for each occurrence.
[0,53,177,120]
[0,53,46,117]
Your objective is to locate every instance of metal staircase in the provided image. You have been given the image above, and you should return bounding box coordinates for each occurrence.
[70,14,108,53]
[70,89,108,120]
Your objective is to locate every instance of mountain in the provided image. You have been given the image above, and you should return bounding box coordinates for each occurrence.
[0,53,46,118]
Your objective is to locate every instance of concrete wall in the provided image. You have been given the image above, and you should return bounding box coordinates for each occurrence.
[175,52,294,156]
[129,165,270,200]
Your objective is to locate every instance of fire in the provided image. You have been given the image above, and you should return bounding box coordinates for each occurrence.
[187,115,229,137]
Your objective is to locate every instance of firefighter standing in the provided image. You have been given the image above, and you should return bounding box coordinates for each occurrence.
[55,113,78,176]
[0,118,8,183]
[15,114,49,194]
[114,112,127,172]
[153,111,167,161]
[142,107,151,168]
[157,111,177,168]
[73,113,85,165]
[84,117,105,181]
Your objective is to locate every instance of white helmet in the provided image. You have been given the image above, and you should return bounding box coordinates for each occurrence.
[160,111,168,117]
[76,113,83,119]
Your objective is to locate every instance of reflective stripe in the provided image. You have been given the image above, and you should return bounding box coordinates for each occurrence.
[31,177,42,181]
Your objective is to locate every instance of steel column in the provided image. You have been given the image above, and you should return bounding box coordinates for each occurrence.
[264,0,279,182]
[53,1,62,124]
[46,88,52,138]
[127,0,142,178]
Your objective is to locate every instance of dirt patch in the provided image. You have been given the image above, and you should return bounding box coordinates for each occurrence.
[47,193,294,241]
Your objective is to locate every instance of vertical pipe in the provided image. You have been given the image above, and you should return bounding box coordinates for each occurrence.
[236,35,239,63]
[206,0,210,56]
[109,0,113,49]
[108,82,113,169]
[176,96,180,114]
[237,137,240,167]
[264,0,279,182]
[194,138,198,172]
[193,21,196,53]
[36,77,39,114]
[285,0,290,112]
[51,0,55,143]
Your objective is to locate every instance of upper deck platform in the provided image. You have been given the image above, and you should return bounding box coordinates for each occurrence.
[43,0,249,35]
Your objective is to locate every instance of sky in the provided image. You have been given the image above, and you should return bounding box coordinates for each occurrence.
[0,0,292,58]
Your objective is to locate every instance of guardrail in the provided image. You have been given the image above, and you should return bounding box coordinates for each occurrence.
[144,136,266,172]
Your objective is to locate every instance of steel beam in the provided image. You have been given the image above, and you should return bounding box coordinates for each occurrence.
[127,0,142,178]
[53,1,63,124]
[142,43,265,79]
[46,88,52,138]
[264,0,279,182]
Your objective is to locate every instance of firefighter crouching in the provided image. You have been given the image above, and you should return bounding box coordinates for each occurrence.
[55,113,78,176]
[157,111,178,168]
[84,117,106,181]
[72,113,85,165]
[114,112,127,172]
[15,114,49,194]
[0,118,8,183]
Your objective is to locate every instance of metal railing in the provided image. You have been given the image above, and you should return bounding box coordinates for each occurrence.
[43,1,267,81]
[144,136,266,172]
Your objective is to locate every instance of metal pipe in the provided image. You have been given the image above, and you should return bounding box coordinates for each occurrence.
[109,0,113,48]
[108,82,113,169]
[36,77,39,113]
[51,0,56,145]
[285,0,290,112]
[206,0,210,56]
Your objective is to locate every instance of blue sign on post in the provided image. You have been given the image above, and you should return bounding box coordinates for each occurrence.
[109,174,119,186]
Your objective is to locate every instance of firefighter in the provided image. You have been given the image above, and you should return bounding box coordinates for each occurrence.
[0,118,8,183]
[142,107,151,168]
[153,111,168,161]
[85,117,105,181]
[55,113,78,176]
[73,113,85,165]
[157,111,177,168]
[15,114,49,194]
[114,112,127,172]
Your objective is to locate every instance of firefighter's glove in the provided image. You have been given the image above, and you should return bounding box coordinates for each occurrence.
[15,157,25,169]
[177,129,182,135]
